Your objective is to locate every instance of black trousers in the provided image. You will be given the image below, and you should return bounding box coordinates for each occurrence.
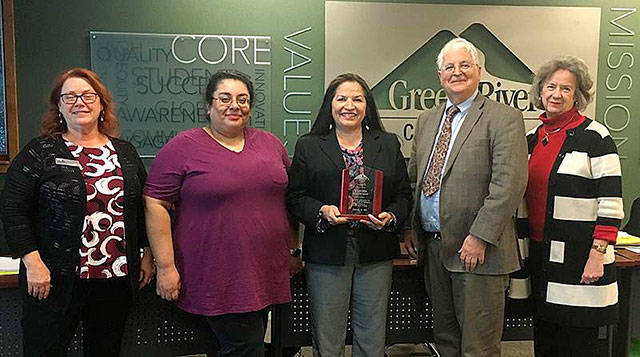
[534,319,609,356]
[203,307,270,357]
[529,241,610,356]
[22,276,132,357]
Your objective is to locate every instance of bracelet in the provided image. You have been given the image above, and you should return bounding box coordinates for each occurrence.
[591,243,608,254]
[290,247,302,257]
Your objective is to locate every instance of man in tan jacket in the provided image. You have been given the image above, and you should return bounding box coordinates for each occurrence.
[404,38,527,356]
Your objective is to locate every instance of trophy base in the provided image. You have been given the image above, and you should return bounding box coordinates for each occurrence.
[338,214,377,221]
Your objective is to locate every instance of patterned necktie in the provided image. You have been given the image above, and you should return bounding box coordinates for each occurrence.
[422,105,460,196]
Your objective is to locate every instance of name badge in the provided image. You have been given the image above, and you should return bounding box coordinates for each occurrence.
[55,158,82,168]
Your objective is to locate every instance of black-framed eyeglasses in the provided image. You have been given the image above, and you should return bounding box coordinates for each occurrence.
[212,94,250,106]
[60,92,99,105]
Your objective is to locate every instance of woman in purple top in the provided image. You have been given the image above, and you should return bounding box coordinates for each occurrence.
[144,70,300,356]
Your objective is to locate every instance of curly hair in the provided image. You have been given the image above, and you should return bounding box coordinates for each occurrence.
[41,68,119,137]
[529,56,594,111]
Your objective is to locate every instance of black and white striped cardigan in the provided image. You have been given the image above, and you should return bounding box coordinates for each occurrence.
[509,117,624,327]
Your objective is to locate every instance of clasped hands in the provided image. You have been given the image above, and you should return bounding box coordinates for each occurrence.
[319,205,393,230]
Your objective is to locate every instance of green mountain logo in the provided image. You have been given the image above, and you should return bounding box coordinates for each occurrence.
[372,23,536,115]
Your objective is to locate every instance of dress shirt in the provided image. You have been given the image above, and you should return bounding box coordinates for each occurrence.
[420,91,478,232]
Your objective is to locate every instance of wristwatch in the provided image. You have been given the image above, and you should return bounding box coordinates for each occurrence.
[290,247,302,257]
[591,243,608,254]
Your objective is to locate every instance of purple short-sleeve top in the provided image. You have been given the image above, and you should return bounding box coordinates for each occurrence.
[144,127,291,316]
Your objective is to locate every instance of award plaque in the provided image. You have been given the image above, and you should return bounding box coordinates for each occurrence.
[339,166,383,220]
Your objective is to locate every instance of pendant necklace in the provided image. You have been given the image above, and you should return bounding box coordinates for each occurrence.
[541,113,578,146]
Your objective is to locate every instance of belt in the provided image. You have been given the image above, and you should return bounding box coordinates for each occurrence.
[423,230,442,240]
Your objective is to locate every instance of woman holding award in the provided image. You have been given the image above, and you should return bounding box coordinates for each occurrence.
[287,73,411,356]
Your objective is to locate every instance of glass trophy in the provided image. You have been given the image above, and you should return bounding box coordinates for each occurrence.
[339,166,383,220]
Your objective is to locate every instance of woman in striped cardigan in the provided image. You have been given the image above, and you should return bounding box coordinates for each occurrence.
[516,56,623,356]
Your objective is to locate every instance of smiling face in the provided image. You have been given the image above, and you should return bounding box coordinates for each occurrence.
[438,46,481,104]
[541,69,577,118]
[58,77,103,133]
[331,81,367,134]
[208,79,251,137]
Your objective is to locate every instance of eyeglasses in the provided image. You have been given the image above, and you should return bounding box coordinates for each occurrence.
[441,62,477,73]
[212,94,250,107]
[60,92,100,105]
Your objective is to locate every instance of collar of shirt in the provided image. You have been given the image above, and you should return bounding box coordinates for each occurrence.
[418,91,478,231]
[427,90,478,174]
[443,90,477,125]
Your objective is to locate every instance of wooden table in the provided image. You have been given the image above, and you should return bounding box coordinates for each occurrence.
[613,247,640,357]
[0,274,18,289]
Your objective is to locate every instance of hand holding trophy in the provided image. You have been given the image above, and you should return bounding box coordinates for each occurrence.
[339,166,383,220]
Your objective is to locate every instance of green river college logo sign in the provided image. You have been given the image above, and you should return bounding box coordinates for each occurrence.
[371,23,537,154]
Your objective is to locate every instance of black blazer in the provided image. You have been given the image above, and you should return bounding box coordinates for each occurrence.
[624,197,640,236]
[1,135,148,304]
[287,129,411,265]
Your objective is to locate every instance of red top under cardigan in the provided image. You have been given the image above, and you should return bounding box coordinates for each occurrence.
[526,108,618,243]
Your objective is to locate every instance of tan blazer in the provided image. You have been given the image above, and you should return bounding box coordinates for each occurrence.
[408,94,528,275]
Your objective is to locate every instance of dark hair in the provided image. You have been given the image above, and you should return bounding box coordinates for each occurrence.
[309,73,384,135]
[204,69,254,110]
[41,67,119,137]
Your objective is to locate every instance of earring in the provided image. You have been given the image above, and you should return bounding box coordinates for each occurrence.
[329,123,333,130]
[58,112,63,125]
[99,111,105,122]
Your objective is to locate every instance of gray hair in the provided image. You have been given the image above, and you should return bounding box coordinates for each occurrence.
[529,56,594,111]
[436,38,481,70]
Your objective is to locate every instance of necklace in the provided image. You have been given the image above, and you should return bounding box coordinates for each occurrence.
[541,113,578,146]
[336,130,363,150]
